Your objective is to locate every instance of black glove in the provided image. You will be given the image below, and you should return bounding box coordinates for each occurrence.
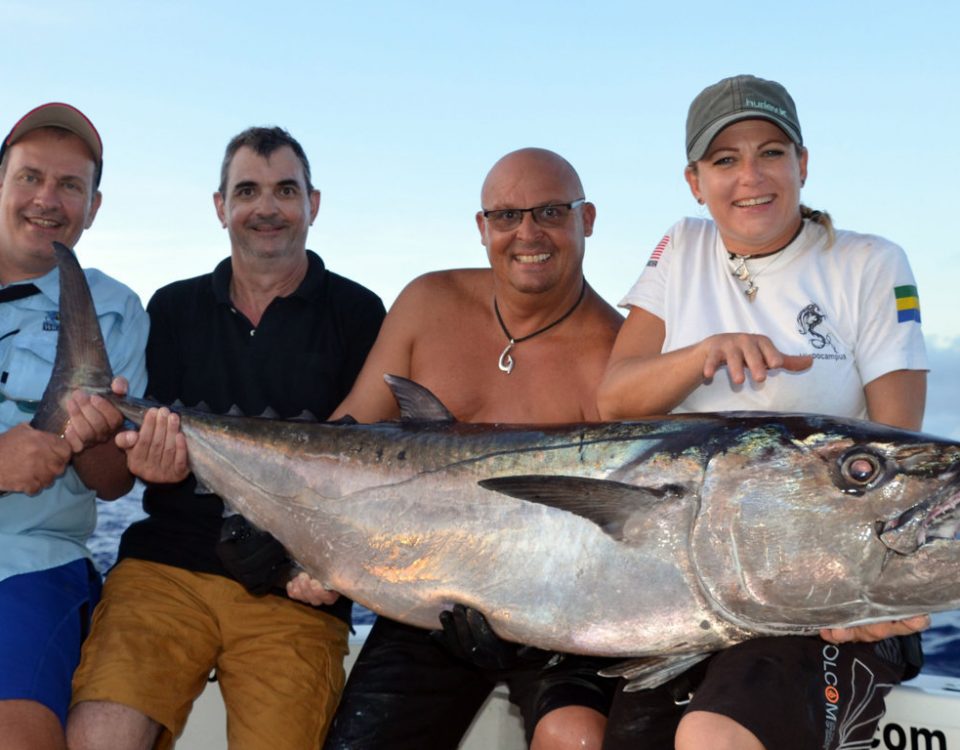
[430,603,557,671]
[216,514,293,596]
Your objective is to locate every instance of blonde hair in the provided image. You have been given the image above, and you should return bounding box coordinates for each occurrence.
[800,204,835,247]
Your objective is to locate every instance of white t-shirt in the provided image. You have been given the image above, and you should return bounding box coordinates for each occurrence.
[620,217,928,419]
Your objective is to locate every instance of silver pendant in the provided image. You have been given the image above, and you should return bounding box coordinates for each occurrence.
[744,282,758,300]
[498,341,515,374]
[731,258,750,281]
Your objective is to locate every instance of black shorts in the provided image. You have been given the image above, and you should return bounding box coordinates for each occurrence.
[323,615,617,750]
[603,635,914,750]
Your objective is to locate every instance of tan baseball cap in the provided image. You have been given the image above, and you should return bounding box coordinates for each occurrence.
[1,102,103,187]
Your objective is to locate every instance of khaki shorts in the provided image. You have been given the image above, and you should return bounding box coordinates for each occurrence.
[72,559,348,750]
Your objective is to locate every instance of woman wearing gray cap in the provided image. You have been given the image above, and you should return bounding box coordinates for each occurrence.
[597,75,929,749]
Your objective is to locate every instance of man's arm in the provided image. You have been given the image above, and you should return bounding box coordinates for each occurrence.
[330,276,430,423]
[598,306,811,420]
[61,280,150,499]
[63,390,133,500]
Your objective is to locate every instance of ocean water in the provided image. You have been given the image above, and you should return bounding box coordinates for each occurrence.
[90,488,960,676]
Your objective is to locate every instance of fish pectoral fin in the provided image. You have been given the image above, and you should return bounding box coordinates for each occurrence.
[478,475,686,541]
[599,653,711,692]
[384,374,457,423]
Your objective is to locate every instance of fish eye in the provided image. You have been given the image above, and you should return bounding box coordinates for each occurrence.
[839,452,883,486]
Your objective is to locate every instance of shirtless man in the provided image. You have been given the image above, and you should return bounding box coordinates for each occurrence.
[299,147,624,750]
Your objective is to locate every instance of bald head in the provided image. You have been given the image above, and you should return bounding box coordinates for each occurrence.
[481,148,585,208]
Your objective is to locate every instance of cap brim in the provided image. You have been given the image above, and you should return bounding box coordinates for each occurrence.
[687,112,802,162]
[12,104,101,161]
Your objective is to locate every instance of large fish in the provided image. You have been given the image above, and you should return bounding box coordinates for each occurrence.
[37,243,960,684]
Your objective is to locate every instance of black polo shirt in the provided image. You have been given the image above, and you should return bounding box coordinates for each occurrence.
[117,251,385,624]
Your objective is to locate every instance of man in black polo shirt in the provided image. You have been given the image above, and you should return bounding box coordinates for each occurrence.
[67,127,385,750]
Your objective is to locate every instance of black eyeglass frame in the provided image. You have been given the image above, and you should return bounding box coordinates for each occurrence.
[481,198,586,229]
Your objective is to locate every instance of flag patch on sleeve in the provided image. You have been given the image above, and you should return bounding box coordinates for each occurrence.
[894,285,921,323]
[647,235,670,267]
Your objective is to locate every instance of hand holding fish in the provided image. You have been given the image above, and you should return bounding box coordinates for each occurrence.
[820,614,931,644]
[701,333,812,384]
[109,378,189,484]
[286,571,340,606]
[0,423,72,494]
[117,406,190,484]
[431,604,553,670]
[62,390,124,453]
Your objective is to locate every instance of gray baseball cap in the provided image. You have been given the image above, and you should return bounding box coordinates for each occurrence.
[685,75,802,162]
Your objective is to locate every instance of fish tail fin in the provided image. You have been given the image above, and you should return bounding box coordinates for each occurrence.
[30,242,114,434]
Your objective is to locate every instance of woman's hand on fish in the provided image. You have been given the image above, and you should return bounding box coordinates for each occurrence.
[286,571,340,606]
[700,333,812,384]
[116,406,190,484]
[820,614,930,644]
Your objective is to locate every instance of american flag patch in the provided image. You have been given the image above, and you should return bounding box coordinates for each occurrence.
[647,235,670,267]
[894,285,921,324]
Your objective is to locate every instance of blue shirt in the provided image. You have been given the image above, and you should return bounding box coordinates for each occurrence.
[0,265,148,581]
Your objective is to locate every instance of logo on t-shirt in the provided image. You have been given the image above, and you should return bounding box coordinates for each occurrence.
[797,303,844,359]
[42,312,60,332]
[893,285,921,324]
[646,235,669,267]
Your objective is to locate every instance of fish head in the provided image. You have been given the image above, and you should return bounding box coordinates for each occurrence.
[690,414,960,630]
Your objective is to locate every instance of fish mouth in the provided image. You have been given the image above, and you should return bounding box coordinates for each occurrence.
[879,477,960,554]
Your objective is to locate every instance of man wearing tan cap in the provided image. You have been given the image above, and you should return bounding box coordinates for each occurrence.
[0,103,148,750]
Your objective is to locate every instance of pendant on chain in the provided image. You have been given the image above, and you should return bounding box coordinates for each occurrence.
[493,280,586,374]
[498,341,516,374]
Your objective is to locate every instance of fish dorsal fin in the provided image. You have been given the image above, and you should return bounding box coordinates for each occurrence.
[478,475,687,541]
[384,374,456,423]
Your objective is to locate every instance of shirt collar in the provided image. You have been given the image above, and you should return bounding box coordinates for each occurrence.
[211,250,326,305]
[21,266,60,304]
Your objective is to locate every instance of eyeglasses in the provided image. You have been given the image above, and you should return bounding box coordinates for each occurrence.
[0,387,40,414]
[481,198,586,231]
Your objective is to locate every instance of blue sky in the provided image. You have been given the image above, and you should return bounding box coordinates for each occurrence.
[3,0,958,436]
